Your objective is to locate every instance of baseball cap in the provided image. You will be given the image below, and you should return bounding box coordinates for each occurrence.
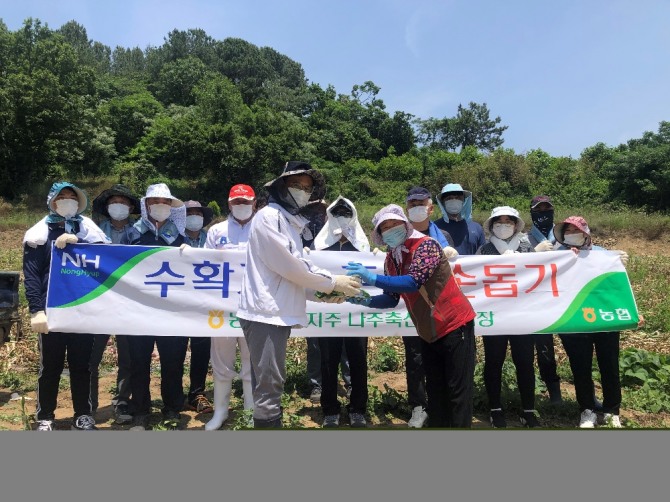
[228,184,255,201]
[406,186,432,202]
[530,195,553,210]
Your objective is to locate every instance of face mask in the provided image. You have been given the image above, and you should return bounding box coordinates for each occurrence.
[185,215,204,231]
[287,187,312,208]
[531,210,554,235]
[231,204,253,221]
[55,199,79,218]
[444,199,463,215]
[149,203,172,222]
[381,226,407,248]
[108,203,130,221]
[407,206,429,223]
[336,216,352,228]
[492,222,515,240]
[563,233,586,247]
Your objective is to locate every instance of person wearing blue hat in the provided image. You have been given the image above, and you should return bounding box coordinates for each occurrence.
[434,183,485,256]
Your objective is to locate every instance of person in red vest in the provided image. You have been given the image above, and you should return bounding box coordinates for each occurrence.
[346,204,476,428]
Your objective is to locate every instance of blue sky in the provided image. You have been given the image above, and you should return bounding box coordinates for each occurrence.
[2,0,669,158]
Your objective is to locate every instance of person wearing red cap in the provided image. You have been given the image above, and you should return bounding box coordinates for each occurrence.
[203,185,258,429]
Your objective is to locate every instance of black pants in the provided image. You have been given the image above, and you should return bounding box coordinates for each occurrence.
[307,337,350,390]
[88,334,132,412]
[402,336,427,408]
[187,336,211,403]
[318,336,368,415]
[535,334,560,385]
[128,335,188,416]
[483,334,535,411]
[421,320,476,428]
[36,332,94,421]
[559,332,621,414]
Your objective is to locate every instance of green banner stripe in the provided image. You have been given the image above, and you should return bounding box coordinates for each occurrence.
[537,271,635,333]
[56,247,167,308]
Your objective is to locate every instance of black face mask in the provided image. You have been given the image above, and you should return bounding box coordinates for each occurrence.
[531,210,554,236]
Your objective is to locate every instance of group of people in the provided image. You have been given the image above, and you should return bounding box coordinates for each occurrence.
[22,160,631,430]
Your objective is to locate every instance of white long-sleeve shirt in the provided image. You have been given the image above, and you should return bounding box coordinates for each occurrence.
[205,217,253,249]
[236,203,335,327]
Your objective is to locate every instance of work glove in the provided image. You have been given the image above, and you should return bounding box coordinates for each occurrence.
[303,246,311,255]
[534,240,554,252]
[331,275,362,297]
[346,295,371,307]
[344,262,377,285]
[372,247,381,255]
[179,243,190,254]
[30,311,48,334]
[443,246,459,260]
[54,233,78,249]
[614,250,629,266]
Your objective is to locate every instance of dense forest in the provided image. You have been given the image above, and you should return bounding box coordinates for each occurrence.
[0,18,668,212]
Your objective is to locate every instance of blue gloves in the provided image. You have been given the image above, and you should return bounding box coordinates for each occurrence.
[345,262,377,285]
[346,295,371,306]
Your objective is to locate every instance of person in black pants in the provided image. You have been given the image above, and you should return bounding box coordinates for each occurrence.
[309,196,370,428]
[127,183,188,430]
[23,181,110,431]
[477,206,540,428]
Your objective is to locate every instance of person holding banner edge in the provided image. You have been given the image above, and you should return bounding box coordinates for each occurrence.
[346,204,477,428]
[236,161,361,428]
[127,182,188,431]
[23,181,110,431]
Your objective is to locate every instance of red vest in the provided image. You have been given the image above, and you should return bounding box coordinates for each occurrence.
[385,236,475,343]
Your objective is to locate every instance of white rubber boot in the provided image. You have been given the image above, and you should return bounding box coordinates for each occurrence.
[242,379,254,411]
[205,378,232,430]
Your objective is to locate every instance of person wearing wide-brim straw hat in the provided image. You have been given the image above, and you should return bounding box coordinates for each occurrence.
[236,161,361,428]
[127,183,188,430]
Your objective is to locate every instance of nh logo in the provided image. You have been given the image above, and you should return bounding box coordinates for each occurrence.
[61,252,101,269]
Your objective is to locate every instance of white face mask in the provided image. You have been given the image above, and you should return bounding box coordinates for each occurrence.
[287,187,312,208]
[563,233,586,247]
[336,216,352,228]
[55,198,79,218]
[185,215,204,231]
[231,204,253,221]
[407,206,429,223]
[149,203,172,222]
[107,203,130,221]
[444,199,463,215]
[492,222,515,240]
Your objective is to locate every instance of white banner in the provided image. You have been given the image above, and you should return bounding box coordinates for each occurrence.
[46,244,639,337]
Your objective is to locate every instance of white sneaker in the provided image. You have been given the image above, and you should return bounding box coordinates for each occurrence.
[408,406,428,428]
[36,420,54,431]
[579,409,597,428]
[603,413,623,428]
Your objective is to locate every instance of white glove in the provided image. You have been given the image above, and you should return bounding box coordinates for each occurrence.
[54,233,78,249]
[30,311,48,334]
[534,240,554,252]
[179,243,190,254]
[443,246,459,260]
[331,275,362,297]
[303,246,311,255]
[372,248,380,255]
[615,250,629,266]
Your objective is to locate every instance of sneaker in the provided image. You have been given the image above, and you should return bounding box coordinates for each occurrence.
[188,395,214,414]
[603,413,623,428]
[349,412,367,428]
[36,420,54,431]
[520,411,541,428]
[309,386,322,404]
[579,409,597,428]
[114,404,133,425]
[322,414,340,428]
[408,406,428,428]
[71,415,98,430]
[129,414,150,431]
[490,409,507,428]
[162,410,182,429]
